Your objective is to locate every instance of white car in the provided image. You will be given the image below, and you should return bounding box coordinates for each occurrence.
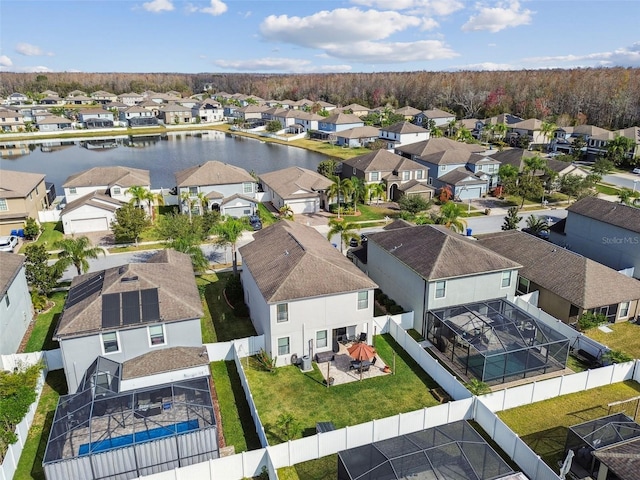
[0,235,19,252]
[632,167,640,174]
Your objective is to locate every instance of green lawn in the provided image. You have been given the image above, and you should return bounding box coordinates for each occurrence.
[23,291,66,352]
[257,203,278,226]
[107,242,166,253]
[246,334,440,445]
[30,222,64,249]
[14,370,68,480]
[596,184,621,196]
[197,273,257,343]
[343,204,398,223]
[498,381,640,469]
[211,361,262,453]
[278,455,336,480]
[585,322,640,359]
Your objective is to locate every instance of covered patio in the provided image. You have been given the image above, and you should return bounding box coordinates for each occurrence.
[315,343,391,386]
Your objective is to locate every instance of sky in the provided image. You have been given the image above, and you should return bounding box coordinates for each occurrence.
[1,0,639,74]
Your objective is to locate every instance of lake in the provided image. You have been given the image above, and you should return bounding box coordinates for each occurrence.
[0,130,328,192]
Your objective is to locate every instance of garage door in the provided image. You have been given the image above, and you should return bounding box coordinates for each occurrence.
[70,217,109,233]
[458,187,481,200]
[288,200,316,214]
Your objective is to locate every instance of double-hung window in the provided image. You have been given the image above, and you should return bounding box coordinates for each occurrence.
[316,330,328,348]
[148,325,166,346]
[102,332,120,354]
[435,281,446,299]
[357,291,368,310]
[501,271,512,288]
[278,337,290,355]
[277,303,288,322]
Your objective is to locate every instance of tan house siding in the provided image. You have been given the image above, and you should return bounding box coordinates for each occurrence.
[0,179,48,235]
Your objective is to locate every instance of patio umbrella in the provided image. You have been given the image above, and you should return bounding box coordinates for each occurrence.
[348,343,375,381]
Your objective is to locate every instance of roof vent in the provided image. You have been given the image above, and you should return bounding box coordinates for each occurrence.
[284,250,289,256]
[118,266,127,274]
[121,276,139,282]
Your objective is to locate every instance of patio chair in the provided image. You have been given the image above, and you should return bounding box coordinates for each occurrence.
[371,357,377,366]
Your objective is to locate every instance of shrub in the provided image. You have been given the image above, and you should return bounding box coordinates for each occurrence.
[578,311,607,331]
[234,303,249,318]
[383,297,396,308]
[602,349,633,365]
[388,304,404,315]
[24,217,40,240]
[378,293,388,304]
[255,349,277,372]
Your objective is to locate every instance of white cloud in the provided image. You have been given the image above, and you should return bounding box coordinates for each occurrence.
[142,0,174,13]
[462,1,533,33]
[420,17,439,30]
[351,0,463,16]
[524,43,640,68]
[200,0,227,16]
[324,39,458,63]
[453,62,518,71]
[0,55,13,67]
[260,8,421,48]
[0,65,53,73]
[15,43,52,56]
[214,57,351,73]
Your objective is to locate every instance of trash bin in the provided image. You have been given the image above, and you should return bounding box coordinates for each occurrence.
[466,228,472,237]
[301,355,312,371]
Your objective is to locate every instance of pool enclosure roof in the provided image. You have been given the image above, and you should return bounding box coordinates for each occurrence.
[338,421,518,480]
[568,413,640,451]
[430,299,568,356]
[43,359,215,465]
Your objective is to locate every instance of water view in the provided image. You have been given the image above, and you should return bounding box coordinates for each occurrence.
[0,130,327,192]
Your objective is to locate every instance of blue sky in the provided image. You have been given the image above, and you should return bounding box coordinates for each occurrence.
[1,0,639,73]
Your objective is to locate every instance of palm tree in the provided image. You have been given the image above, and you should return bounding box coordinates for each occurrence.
[607,134,635,166]
[368,182,386,205]
[146,191,165,223]
[446,118,457,137]
[455,126,474,143]
[493,122,508,143]
[436,202,467,233]
[180,191,195,222]
[55,236,105,276]
[327,176,353,219]
[350,176,366,214]
[279,204,294,219]
[127,185,149,210]
[196,192,209,215]
[168,238,209,272]
[618,188,640,206]
[539,121,557,151]
[326,218,359,253]
[524,215,549,236]
[212,216,247,275]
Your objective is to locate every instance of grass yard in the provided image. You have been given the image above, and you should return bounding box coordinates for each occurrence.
[197,273,256,343]
[30,222,64,249]
[498,381,640,469]
[210,361,262,453]
[246,334,440,445]
[278,455,337,480]
[585,321,640,359]
[23,291,66,352]
[596,184,621,196]
[107,242,166,253]
[343,204,397,223]
[14,370,68,480]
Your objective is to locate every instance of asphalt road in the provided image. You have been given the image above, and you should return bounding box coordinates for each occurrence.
[465,208,568,235]
[602,172,640,191]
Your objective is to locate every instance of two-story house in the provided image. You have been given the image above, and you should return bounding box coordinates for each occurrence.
[158,103,192,124]
[0,107,26,132]
[550,196,640,280]
[340,149,434,201]
[8,92,29,105]
[78,109,115,128]
[90,90,118,104]
[259,166,333,214]
[291,110,324,132]
[334,126,381,148]
[414,108,456,128]
[117,92,144,106]
[239,221,378,366]
[507,118,546,147]
[0,252,33,354]
[62,166,151,204]
[379,121,430,150]
[316,112,365,139]
[120,105,158,127]
[586,126,640,162]
[175,161,257,217]
[0,170,49,235]
[192,99,224,123]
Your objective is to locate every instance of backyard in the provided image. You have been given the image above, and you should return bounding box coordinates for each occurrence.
[585,321,640,360]
[22,291,66,352]
[245,334,441,445]
[498,381,640,469]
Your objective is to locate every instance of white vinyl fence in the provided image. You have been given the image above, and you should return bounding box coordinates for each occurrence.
[204,335,265,362]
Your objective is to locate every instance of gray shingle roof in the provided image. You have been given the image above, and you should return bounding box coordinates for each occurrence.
[259,167,332,200]
[395,137,484,157]
[342,149,424,173]
[567,196,640,234]
[486,148,539,171]
[61,191,124,215]
[593,437,640,480]
[0,170,45,198]
[437,167,487,186]
[477,230,640,309]
[419,149,484,166]
[0,252,25,298]
[321,112,364,125]
[63,166,150,189]
[121,346,209,380]
[335,126,380,139]
[239,221,377,303]
[368,224,520,281]
[55,250,203,339]
[175,160,254,187]
[383,121,429,135]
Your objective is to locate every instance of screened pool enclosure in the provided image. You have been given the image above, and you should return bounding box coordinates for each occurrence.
[425,299,569,385]
[43,362,218,480]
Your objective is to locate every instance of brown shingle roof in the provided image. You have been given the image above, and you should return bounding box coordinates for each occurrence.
[567,196,640,234]
[121,346,209,380]
[383,121,429,135]
[395,137,484,157]
[419,149,484,166]
[477,230,640,309]
[368,224,520,281]
[342,149,425,173]
[259,167,332,200]
[335,126,380,139]
[437,167,486,186]
[394,106,422,117]
[63,166,150,189]
[175,160,254,187]
[61,191,124,215]
[321,112,364,125]
[239,221,377,303]
[0,170,45,198]
[55,250,203,339]
[593,437,640,480]
[0,252,25,298]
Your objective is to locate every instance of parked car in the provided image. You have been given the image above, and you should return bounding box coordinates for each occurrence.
[632,167,640,174]
[0,235,19,252]
[248,215,262,230]
[349,237,359,248]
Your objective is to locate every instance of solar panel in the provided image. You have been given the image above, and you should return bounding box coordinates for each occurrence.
[141,288,160,322]
[102,294,121,328]
[67,273,104,308]
[122,291,141,325]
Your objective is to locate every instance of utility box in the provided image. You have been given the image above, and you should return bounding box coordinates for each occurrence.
[301,355,312,371]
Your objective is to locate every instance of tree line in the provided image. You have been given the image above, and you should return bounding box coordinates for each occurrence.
[2,68,640,129]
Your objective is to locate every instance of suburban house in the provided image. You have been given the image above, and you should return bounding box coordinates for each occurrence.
[192,99,224,123]
[340,103,371,117]
[8,92,29,105]
[486,148,582,181]
[334,125,380,148]
[53,249,205,393]
[0,252,33,354]
[551,124,609,155]
[478,230,640,324]
[0,170,49,235]
[262,107,299,130]
[316,112,365,138]
[395,137,485,162]
[586,126,640,161]
[362,223,521,334]
[394,105,422,120]
[239,221,378,366]
[175,160,257,217]
[60,191,124,234]
[291,110,324,132]
[507,118,547,147]
[340,149,434,201]
[0,107,25,132]
[39,95,64,105]
[549,196,640,280]
[62,166,151,204]
[120,105,158,127]
[90,90,118,104]
[78,110,115,128]
[158,103,192,124]
[379,121,430,150]
[36,115,73,132]
[234,105,269,122]
[259,166,333,214]
[64,94,94,105]
[414,108,456,127]
[117,92,144,105]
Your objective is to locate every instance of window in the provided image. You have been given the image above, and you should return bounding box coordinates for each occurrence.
[357,291,368,310]
[189,186,198,196]
[316,330,328,348]
[353,167,357,175]
[402,171,410,181]
[517,277,530,295]
[435,281,446,299]
[0,199,7,211]
[102,332,120,354]
[501,271,512,288]
[277,337,290,355]
[112,187,121,195]
[619,302,630,319]
[416,170,424,179]
[243,182,253,194]
[69,187,77,194]
[35,185,39,195]
[277,303,288,322]
[440,165,446,171]
[148,325,166,346]
[370,172,379,181]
